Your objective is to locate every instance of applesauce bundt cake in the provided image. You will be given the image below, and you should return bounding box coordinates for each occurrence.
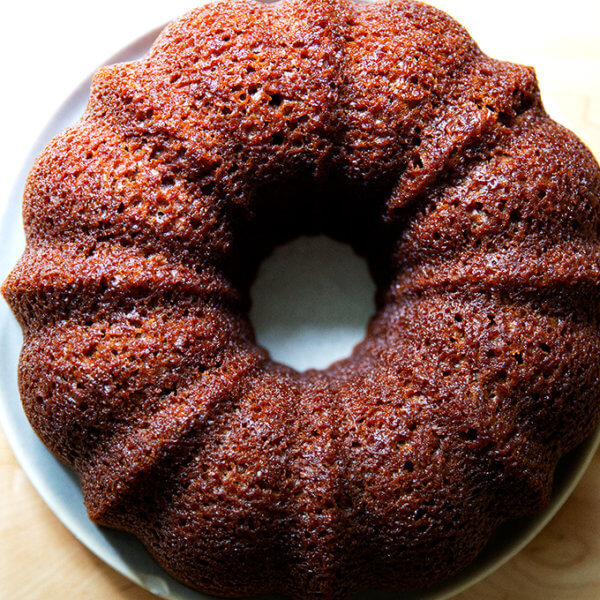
[3,0,600,598]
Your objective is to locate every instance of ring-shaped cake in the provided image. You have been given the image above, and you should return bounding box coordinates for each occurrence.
[3,0,600,598]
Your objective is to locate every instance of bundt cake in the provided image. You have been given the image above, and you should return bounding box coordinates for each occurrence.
[3,0,600,597]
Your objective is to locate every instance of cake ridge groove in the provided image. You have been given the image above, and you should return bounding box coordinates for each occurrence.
[84,352,267,526]
[385,71,540,221]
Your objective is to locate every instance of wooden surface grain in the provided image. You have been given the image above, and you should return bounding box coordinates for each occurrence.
[1,1,600,598]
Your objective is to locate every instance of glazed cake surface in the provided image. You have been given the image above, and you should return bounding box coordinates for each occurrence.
[3,0,600,598]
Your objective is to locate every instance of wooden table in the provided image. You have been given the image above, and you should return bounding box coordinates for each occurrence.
[1,1,600,598]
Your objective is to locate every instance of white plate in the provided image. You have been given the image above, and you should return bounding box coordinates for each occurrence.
[1,24,599,600]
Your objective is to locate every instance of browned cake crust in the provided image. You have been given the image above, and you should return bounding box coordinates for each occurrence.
[3,0,600,597]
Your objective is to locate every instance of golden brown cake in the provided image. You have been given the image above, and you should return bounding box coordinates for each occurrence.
[3,0,600,597]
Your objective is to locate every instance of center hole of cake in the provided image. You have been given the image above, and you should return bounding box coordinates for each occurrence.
[250,235,376,371]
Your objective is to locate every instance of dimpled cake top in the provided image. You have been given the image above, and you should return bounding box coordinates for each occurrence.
[3,0,600,598]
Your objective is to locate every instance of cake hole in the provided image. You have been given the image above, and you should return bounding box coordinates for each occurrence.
[465,428,478,441]
[250,236,376,371]
[269,93,283,107]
